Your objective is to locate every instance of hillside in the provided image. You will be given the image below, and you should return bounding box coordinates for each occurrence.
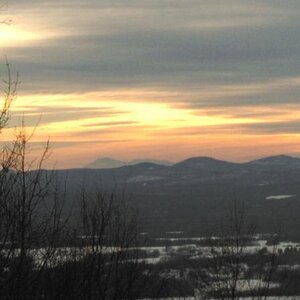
[50,155,300,238]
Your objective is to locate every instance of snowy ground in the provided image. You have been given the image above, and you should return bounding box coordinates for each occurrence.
[266,195,296,200]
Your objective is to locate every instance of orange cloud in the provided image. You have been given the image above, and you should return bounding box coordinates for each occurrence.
[0,89,298,168]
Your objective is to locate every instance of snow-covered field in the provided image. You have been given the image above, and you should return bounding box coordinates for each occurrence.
[136,238,300,264]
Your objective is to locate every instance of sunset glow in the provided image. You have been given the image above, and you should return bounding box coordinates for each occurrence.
[0,26,40,46]
[0,87,297,168]
[1,1,300,168]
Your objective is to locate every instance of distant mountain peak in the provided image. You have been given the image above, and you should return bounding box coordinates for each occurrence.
[173,156,239,172]
[130,158,172,166]
[85,158,125,169]
[248,154,300,166]
[86,157,173,169]
[175,156,232,164]
[182,156,218,161]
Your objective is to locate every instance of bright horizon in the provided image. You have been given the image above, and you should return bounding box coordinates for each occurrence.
[2,1,300,169]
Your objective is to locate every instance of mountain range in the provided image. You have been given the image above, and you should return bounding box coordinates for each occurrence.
[86,154,300,170]
[54,154,300,238]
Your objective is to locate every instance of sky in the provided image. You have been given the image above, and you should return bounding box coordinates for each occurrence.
[1,0,300,168]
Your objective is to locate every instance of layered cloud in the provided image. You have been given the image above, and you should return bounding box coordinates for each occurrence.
[4,0,300,93]
[1,1,300,167]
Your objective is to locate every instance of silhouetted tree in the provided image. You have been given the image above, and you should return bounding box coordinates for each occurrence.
[190,200,280,300]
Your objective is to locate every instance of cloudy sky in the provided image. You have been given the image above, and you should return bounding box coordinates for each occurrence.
[1,0,300,168]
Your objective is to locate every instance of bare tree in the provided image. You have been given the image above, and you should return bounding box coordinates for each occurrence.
[0,126,66,300]
[0,59,18,132]
[0,58,66,299]
[42,187,144,300]
[190,200,280,300]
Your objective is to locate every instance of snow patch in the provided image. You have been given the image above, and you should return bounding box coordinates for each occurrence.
[266,195,296,200]
[127,175,164,183]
